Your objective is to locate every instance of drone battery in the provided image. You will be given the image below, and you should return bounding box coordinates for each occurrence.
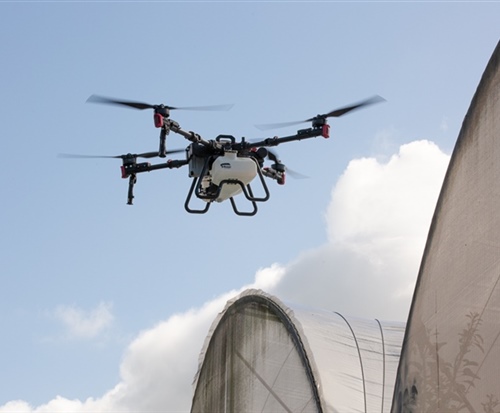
[188,156,206,178]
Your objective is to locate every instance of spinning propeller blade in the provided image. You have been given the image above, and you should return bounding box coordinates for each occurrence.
[266,149,309,179]
[308,95,385,120]
[58,149,184,160]
[255,119,307,131]
[256,95,385,130]
[87,95,233,112]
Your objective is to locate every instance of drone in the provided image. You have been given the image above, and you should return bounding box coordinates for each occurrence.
[60,94,384,216]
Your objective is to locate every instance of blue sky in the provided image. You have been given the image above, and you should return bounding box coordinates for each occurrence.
[0,1,498,411]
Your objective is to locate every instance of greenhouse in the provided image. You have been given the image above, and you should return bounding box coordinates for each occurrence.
[191,289,405,413]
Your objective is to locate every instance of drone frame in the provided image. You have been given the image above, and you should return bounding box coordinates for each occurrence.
[119,116,329,216]
[72,94,383,215]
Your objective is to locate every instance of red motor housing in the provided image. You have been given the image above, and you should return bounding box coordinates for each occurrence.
[121,165,129,179]
[278,172,286,185]
[322,124,330,138]
[154,113,163,128]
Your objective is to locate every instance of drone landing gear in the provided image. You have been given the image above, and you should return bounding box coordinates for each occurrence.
[184,178,211,214]
[121,159,188,205]
[184,180,260,216]
[184,164,270,216]
[127,174,137,205]
[229,184,258,217]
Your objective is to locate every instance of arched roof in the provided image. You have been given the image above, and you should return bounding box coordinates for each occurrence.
[392,40,500,413]
[191,289,405,413]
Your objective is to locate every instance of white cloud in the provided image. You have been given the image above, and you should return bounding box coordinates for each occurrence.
[0,140,450,413]
[328,140,447,243]
[0,401,32,413]
[52,301,114,340]
[270,140,449,320]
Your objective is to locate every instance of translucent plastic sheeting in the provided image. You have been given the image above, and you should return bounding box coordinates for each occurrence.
[392,41,500,412]
[294,306,404,413]
[191,289,405,413]
[191,291,322,413]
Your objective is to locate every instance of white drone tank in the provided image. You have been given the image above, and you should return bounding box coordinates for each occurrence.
[210,151,258,202]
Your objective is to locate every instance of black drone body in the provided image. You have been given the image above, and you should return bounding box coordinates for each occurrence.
[60,94,384,216]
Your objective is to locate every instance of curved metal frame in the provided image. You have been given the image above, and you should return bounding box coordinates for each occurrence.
[376,318,387,413]
[335,312,367,413]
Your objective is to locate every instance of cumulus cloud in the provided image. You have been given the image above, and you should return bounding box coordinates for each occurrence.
[52,301,114,340]
[0,140,450,413]
[270,140,449,320]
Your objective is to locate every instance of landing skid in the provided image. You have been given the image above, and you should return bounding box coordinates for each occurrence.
[184,161,270,215]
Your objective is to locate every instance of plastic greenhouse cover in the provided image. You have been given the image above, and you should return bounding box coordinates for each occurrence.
[392,41,500,413]
[192,289,405,413]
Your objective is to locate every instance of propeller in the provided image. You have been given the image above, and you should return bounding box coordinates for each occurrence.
[58,148,184,160]
[266,149,308,179]
[255,95,385,131]
[87,94,234,112]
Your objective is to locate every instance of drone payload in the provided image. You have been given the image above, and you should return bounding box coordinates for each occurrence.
[59,94,384,216]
